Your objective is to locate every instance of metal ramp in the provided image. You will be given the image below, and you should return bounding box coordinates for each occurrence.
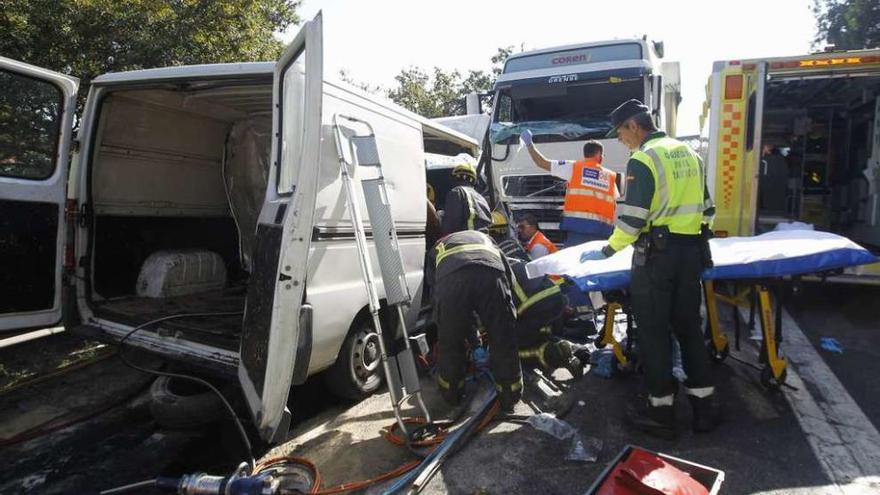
[332,114,431,434]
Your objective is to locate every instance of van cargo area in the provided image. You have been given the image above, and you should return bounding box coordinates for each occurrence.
[758,73,880,248]
[85,80,274,354]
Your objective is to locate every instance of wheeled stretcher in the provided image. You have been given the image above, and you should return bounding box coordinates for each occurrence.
[526,230,878,387]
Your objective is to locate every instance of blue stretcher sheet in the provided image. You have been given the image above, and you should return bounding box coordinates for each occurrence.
[525,230,879,293]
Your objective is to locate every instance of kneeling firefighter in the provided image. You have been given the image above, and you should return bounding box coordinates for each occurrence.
[426,230,522,410]
[507,258,584,377]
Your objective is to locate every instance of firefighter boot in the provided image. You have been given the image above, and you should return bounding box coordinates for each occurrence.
[689,395,720,433]
[437,375,464,406]
[625,400,676,440]
[496,378,523,412]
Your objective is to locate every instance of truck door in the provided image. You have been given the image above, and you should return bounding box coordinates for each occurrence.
[0,57,78,334]
[237,13,324,443]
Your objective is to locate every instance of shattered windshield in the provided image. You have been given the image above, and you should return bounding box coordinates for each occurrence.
[491,77,644,144]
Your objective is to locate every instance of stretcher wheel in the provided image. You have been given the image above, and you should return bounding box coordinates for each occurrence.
[760,366,787,390]
[708,341,730,363]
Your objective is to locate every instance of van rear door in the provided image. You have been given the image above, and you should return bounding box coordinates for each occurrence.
[237,13,324,443]
[0,57,78,334]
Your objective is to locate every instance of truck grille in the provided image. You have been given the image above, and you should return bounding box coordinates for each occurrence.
[502,175,566,198]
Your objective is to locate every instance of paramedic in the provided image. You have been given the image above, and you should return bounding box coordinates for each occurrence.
[516,213,558,259]
[580,99,717,438]
[519,133,619,245]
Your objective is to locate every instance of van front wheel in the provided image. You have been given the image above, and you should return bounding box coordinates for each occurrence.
[324,318,384,400]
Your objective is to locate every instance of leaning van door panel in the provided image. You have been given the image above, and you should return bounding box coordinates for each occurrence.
[237,12,324,443]
[0,57,78,333]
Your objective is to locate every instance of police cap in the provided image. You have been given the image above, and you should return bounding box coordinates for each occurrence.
[606,99,650,138]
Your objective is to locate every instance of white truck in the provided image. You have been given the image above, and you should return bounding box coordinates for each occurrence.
[701,48,880,283]
[485,39,681,244]
[0,13,479,442]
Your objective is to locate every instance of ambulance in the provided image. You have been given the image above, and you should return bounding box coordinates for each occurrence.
[701,48,880,283]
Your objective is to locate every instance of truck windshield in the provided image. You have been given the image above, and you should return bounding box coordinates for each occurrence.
[491,77,644,144]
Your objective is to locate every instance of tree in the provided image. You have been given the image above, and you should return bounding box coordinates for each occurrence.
[813,0,880,50]
[386,45,519,117]
[0,0,302,103]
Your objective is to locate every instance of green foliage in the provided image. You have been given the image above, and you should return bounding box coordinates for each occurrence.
[813,0,880,50]
[385,45,518,118]
[1,0,301,97]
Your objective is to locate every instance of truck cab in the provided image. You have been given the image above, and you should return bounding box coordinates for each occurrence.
[487,39,680,244]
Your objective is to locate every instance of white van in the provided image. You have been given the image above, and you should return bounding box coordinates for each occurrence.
[0,14,479,443]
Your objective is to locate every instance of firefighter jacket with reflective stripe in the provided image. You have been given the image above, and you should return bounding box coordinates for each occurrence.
[560,158,617,236]
[427,230,507,283]
[526,231,558,258]
[440,184,492,236]
[508,259,565,316]
[607,132,715,253]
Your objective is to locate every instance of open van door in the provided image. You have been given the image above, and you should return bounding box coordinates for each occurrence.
[0,57,78,333]
[237,13,324,443]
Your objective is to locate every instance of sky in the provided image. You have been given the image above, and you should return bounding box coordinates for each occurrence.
[283,0,818,136]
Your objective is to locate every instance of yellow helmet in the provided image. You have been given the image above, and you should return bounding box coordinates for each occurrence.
[451,162,477,183]
[489,210,508,234]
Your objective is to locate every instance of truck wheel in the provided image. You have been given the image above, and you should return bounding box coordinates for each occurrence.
[324,318,384,400]
[149,375,225,429]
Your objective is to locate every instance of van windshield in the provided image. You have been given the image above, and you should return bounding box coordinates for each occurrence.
[491,77,644,143]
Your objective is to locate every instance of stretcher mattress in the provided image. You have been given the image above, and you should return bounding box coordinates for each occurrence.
[525,230,879,293]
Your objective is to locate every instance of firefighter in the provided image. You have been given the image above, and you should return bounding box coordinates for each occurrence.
[440,162,492,236]
[580,99,717,438]
[507,258,584,377]
[516,213,558,259]
[520,132,619,246]
[426,230,522,411]
[487,211,530,261]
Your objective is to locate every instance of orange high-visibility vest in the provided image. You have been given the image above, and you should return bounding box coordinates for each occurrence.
[562,158,617,228]
[526,231,558,256]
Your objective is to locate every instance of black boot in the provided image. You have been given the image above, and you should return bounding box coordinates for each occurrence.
[625,401,676,440]
[689,395,720,433]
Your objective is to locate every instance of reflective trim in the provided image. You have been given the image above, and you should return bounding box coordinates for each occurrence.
[566,188,616,202]
[643,148,668,217]
[649,394,675,407]
[435,238,500,267]
[684,386,714,398]
[661,203,706,217]
[512,277,563,315]
[437,373,464,390]
[465,189,476,230]
[496,377,524,393]
[564,210,614,224]
[616,204,650,220]
[614,218,642,236]
[518,342,550,369]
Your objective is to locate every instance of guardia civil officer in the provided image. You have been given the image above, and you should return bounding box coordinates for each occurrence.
[580,100,717,438]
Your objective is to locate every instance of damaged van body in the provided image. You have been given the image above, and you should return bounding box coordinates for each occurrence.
[0,14,479,442]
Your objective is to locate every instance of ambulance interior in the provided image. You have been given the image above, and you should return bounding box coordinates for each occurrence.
[757,74,880,248]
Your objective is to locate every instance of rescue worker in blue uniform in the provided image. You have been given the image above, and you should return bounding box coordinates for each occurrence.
[581,100,718,438]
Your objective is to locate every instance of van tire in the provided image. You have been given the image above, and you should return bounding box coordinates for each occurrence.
[324,318,384,400]
[148,375,225,430]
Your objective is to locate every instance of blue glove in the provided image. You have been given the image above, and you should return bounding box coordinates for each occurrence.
[580,249,607,262]
[520,129,533,146]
